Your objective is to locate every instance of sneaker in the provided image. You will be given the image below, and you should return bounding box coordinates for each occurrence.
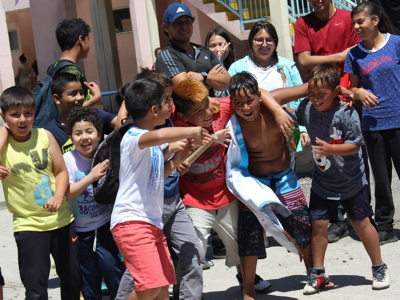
[303,268,331,295]
[372,264,390,290]
[236,273,272,293]
[327,221,349,243]
[201,259,214,270]
[378,231,398,245]
[212,246,226,259]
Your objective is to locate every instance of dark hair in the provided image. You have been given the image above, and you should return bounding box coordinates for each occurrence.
[135,68,173,89]
[56,18,91,51]
[351,2,392,34]
[308,63,340,90]
[66,107,102,136]
[248,21,279,61]
[115,83,129,108]
[51,73,81,97]
[0,85,34,113]
[229,71,259,97]
[124,79,165,120]
[154,47,161,57]
[204,28,235,70]
[19,54,27,63]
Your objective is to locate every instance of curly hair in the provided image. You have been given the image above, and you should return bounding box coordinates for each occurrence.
[66,107,102,136]
[172,79,209,114]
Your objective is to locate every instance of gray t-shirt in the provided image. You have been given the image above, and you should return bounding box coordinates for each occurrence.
[295,99,367,200]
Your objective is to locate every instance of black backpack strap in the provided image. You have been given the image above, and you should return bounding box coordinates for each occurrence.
[48,60,81,78]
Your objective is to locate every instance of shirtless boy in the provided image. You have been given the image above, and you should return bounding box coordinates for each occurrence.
[227,71,315,299]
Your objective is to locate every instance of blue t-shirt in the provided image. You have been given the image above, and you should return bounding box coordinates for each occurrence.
[44,108,115,153]
[344,33,400,131]
[155,119,180,203]
[295,99,367,200]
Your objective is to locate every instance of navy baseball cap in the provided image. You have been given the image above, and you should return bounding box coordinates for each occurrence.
[163,3,193,23]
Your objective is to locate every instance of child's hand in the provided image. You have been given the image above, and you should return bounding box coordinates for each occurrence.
[173,144,191,164]
[357,88,379,109]
[0,165,10,180]
[178,161,190,176]
[193,127,213,145]
[214,128,231,148]
[340,86,355,105]
[312,137,331,157]
[84,81,102,106]
[300,132,311,146]
[90,159,109,182]
[275,107,295,138]
[169,140,188,154]
[44,195,64,213]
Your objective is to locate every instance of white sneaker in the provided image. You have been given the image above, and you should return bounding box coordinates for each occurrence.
[372,264,390,290]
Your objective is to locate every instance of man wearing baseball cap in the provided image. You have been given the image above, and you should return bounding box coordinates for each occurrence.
[156,3,230,95]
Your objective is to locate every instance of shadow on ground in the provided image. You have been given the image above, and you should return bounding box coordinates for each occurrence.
[203,285,298,300]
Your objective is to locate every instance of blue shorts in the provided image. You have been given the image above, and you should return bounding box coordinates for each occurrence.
[309,186,373,221]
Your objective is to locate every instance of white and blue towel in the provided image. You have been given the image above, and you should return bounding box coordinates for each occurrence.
[226,114,301,257]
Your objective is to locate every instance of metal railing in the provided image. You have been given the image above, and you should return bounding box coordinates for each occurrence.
[215,0,270,30]
[288,0,366,22]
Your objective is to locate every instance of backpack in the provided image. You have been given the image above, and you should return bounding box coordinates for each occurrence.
[92,117,134,204]
[32,61,78,128]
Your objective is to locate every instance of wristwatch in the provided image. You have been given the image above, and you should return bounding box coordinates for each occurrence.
[201,72,208,84]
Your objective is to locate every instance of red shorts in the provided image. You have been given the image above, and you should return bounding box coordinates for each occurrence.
[112,221,176,291]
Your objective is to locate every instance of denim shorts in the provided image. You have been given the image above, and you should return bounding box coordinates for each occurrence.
[309,186,373,221]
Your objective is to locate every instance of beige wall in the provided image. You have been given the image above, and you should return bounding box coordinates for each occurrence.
[6,8,35,77]
[5,0,250,90]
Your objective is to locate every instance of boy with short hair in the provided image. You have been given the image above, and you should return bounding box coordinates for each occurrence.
[55,18,100,107]
[115,69,204,300]
[110,78,212,300]
[44,73,117,153]
[35,18,101,128]
[0,86,80,299]
[63,107,122,300]
[226,72,313,299]
[295,63,389,294]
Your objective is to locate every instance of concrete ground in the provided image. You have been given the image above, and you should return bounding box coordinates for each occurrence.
[0,173,400,300]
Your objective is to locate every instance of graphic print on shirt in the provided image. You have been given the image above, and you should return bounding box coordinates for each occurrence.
[313,126,344,172]
[329,127,344,144]
[10,147,54,205]
[185,143,223,184]
[147,147,163,197]
[33,175,53,206]
[73,170,111,218]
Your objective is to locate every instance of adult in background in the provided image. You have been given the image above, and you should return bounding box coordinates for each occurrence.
[156,3,230,96]
[16,54,35,90]
[205,28,235,97]
[294,0,361,243]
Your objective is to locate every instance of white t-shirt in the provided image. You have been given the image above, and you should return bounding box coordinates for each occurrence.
[249,60,287,91]
[63,149,112,232]
[110,126,164,230]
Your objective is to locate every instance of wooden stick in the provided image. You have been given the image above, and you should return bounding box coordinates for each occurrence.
[186,134,218,165]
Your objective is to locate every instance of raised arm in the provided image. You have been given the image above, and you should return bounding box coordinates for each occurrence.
[138,126,212,149]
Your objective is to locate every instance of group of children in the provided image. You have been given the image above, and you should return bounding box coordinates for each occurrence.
[0,2,396,300]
